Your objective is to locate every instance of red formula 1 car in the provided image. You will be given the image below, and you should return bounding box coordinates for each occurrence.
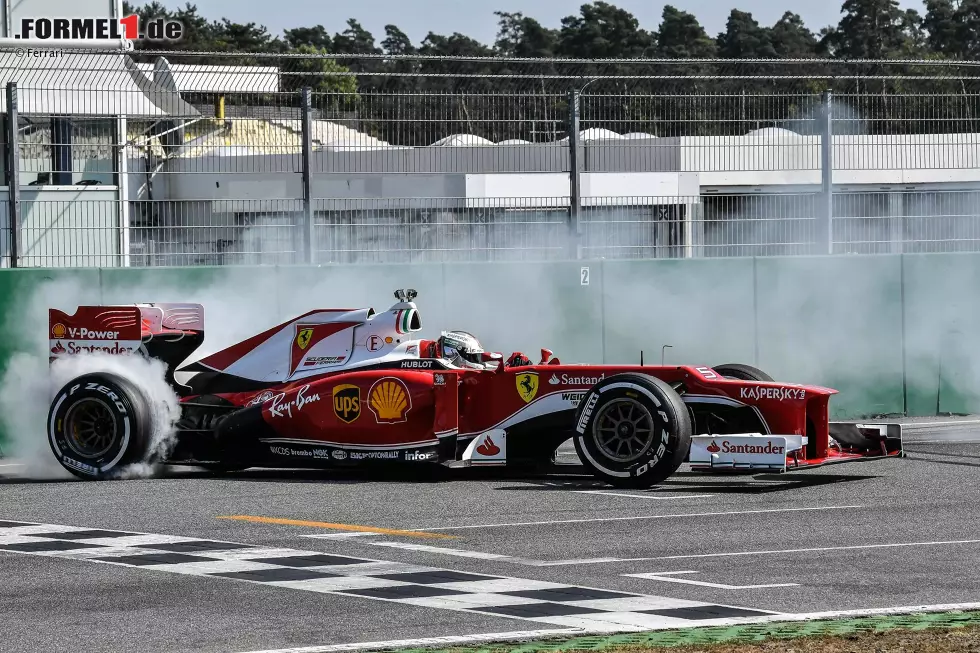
[45,289,903,486]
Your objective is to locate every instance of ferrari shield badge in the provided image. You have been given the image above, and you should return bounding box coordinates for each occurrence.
[516,372,539,403]
[296,327,314,350]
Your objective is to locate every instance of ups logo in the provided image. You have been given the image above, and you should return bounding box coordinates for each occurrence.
[333,384,361,424]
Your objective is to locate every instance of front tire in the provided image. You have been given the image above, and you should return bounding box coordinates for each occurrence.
[573,374,692,489]
[47,372,153,480]
[712,363,774,382]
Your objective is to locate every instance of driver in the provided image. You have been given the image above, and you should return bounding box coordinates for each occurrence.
[420,331,488,369]
[420,331,532,369]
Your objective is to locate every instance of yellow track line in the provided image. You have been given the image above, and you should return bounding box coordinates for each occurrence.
[217,515,458,540]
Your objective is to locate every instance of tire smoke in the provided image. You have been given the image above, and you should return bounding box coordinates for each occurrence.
[0,277,182,480]
[0,350,182,480]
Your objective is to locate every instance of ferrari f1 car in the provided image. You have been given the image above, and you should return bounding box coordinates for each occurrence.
[45,289,903,487]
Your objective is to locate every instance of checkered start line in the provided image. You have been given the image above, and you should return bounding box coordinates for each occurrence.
[0,520,777,632]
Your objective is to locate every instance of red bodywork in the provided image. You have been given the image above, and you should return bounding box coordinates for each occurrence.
[48,300,901,473]
[194,364,844,467]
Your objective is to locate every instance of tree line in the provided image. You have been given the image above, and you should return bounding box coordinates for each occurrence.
[123,0,980,142]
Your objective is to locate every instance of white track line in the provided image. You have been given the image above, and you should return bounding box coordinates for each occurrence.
[410,505,864,532]
[303,532,383,540]
[907,439,980,444]
[369,538,980,568]
[366,537,980,569]
[627,571,799,590]
[573,491,712,500]
[232,629,581,653]
[366,541,629,567]
[783,602,980,619]
[233,602,980,653]
[902,420,980,429]
[369,541,528,562]
[609,538,980,563]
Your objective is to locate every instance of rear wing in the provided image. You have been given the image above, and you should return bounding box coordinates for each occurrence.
[49,303,205,361]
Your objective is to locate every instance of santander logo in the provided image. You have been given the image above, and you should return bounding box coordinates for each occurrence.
[476,436,500,457]
[710,439,785,455]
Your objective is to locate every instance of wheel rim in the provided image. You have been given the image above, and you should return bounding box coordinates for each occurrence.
[64,398,118,458]
[592,398,656,463]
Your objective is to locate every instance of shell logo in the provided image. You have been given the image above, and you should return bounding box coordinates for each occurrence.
[51,323,67,339]
[368,377,412,423]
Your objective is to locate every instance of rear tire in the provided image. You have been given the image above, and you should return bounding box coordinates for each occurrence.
[47,372,153,480]
[712,363,774,382]
[573,374,692,489]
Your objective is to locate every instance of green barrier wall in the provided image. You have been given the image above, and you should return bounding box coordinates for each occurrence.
[0,253,976,453]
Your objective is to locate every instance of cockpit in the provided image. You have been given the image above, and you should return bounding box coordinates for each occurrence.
[429,330,502,370]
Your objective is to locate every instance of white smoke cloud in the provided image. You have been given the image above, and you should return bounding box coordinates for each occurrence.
[0,276,99,479]
[0,338,181,480]
[0,276,183,479]
[0,350,71,479]
[2,192,976,482]
[49,353,182,479]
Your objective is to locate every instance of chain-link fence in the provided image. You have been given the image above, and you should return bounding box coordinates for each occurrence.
[3,49,980,267]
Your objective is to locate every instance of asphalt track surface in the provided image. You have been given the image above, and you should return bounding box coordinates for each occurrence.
[2,419,980,653]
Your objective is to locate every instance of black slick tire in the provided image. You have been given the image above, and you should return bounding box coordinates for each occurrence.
[573,373,692,489]
[47,372,153,480]
[712,363,774,382]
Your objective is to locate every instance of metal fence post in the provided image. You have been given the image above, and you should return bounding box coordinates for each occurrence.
[567,89,582,259]
[300,86,314,265]
[116,116,130,267]
[819,89,833,255]
[5,81,19,268]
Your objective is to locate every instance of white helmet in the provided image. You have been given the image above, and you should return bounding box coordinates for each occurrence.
[437,331,486,369]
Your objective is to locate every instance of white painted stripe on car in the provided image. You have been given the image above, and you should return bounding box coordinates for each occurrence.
[259,438,439,450]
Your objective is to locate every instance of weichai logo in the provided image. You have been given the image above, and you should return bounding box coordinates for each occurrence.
[17,15,183,42]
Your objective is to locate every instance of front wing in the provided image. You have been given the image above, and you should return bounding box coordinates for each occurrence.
[688,423,903,472]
